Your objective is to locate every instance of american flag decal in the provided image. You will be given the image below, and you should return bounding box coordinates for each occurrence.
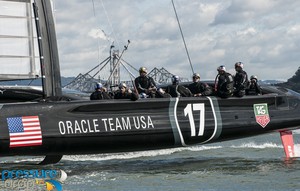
[7,116,42,148]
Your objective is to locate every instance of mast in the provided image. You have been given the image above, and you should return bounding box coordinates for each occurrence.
[26,1,36,78]
[111,50,120,88]
[171,0,194,75]
[34,0,62,97]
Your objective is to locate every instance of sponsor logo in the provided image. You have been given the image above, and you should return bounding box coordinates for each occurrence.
[0,169,67,191]
[253,103,270,128]
[58,115,155,135]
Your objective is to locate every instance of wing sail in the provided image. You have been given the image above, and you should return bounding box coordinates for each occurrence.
[0,0,40,81]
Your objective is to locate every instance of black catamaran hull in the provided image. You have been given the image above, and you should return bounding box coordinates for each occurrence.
[1,92,300,158]
[1,1,300,165]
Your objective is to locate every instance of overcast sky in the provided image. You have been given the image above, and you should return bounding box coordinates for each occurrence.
[53,0,300,81]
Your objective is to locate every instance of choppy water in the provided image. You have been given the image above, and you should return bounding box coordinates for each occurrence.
[1,133,300,191]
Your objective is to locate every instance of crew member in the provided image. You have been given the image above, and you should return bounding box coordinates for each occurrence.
[246,75,262,95]
[188,73,212,97]
[114,83,139,101]
[90,83,111,100]
[134,67,157,98]
[215,65,234,98]
[155,88,171,98]
[165,75,192,97]
[233,62,249,97]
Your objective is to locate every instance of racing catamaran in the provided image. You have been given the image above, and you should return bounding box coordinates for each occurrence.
[0,0,299,165]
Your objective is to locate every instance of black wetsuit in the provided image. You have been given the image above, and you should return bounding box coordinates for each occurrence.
[166,84,193,97]
[234,70,249,97]
[216,72,234,98]
[246,81,262,95]
[90,91,111,100]
[134,76,157,97]
[114,91,139,101]
[188,82,212,96]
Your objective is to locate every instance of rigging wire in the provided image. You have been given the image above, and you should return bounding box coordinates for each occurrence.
[92,0,122,61]
[91,0,119,66]
[171,0,194,75]
[91,0,101,61]
[91,0,96,16]
[99,0,121,49]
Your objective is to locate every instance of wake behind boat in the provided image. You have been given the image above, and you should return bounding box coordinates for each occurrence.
[0,0,299,165]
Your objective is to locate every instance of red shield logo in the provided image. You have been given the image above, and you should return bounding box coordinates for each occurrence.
[253,103,270,128]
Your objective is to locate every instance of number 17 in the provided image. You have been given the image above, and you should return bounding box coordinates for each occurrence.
[184,103,205,137]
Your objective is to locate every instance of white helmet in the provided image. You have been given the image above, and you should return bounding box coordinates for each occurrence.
[217,65,226,72]
[119,83,127,89]
[172,75,180,84]
[193,73,200,79]
[140,93,147,98]
[235,62,244,69]
[250,75,257,81]
[95,83,103,89]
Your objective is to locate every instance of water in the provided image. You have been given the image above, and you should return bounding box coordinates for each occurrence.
[1,133,300,191]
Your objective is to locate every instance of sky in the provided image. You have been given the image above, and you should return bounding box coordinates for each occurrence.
[52,0,300,81]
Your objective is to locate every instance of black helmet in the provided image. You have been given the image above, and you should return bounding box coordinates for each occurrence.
[139,67,147,74]
[235,62,244,69]
[172,75,180,84]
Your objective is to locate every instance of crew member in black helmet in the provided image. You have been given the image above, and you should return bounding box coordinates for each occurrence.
[114,83,139,101]
[165,75,192,97]
[233,62,249,97]
[90,83,111,100]
[134,67,157,98]
[188,73,212,97]
[215,65,234,98]
[246,75,262,95]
